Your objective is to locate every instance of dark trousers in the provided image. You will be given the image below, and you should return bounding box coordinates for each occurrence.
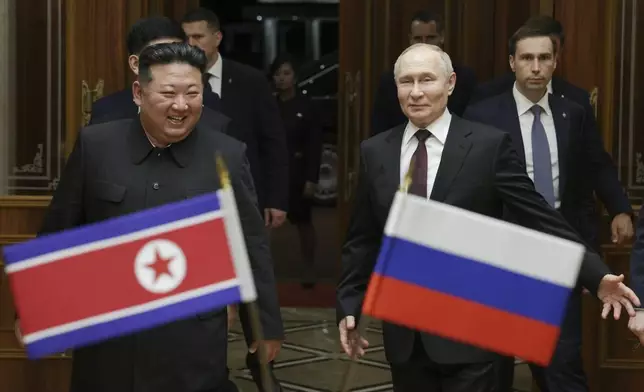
[495,293,587,392]
[390,335,495,392]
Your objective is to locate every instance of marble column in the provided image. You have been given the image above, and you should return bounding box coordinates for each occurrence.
[0,0,15,195]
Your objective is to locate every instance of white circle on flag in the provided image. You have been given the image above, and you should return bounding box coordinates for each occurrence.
[134,239,187,294]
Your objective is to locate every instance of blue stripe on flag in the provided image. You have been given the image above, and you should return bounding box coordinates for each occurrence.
[25,285,240,359]
[3,192,221,265]
[373,236,571,326]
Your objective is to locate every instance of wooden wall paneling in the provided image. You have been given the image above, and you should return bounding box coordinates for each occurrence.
[64,0,129,156]
[0,197,61,392]
[450,0,496,82]
[11,0,64,196]
[162,0,200,23]
[492,0,533,76]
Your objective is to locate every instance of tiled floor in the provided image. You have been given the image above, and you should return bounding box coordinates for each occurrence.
[227,308,534,391]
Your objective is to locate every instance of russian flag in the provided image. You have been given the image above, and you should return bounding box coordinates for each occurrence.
[363,192,585,366]
[2,188,256,359]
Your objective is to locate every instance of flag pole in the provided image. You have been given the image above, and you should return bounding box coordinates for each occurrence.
[215,153,274,392]
[337,162,415,392]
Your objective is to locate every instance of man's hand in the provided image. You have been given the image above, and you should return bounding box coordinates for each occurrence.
[264,208,286,228]
[598,274,641,319]
[628,312,644,344]
[15,319,24,347]
[249,340,282,363]
[611,213,634,244]
[339,316,369,359]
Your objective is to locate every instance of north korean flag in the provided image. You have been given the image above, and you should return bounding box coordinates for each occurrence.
[2,190,256,359]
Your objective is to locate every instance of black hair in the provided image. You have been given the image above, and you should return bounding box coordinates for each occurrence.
[410,10,444,33]
[523,15,565,47]
[138,42,207,84]
[126,16,186,55]
[269,53,300,77]
[182,7,221,32]
[508,25,558,56]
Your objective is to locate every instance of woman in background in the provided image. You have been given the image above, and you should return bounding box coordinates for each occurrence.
[270,54,323,289]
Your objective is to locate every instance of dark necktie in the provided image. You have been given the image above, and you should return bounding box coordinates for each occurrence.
[530,105,556,207]
[408,129,431,198]
[202,72,213,94]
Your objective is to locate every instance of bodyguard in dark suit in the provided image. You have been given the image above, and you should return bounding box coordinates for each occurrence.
[336,43,639,392]
[463,27,632,392]
[182,8,289,229]
[629,211,644,344]
[90,17,228,130]
[29,43,283,392]
[371,10,477,135]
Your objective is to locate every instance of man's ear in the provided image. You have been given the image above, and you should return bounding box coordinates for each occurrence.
[447,72,456,96]
[132,81,143,107]
[509,55,516,73]
[128,55,139,75]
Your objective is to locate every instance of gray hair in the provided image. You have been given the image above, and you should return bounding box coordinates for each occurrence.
[393,43,454,80]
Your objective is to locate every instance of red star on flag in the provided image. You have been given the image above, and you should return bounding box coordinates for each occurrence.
[148,249,174,282]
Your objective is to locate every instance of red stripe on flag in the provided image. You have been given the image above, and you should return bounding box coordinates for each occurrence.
[363,274,560,366]
[11,218,235,334]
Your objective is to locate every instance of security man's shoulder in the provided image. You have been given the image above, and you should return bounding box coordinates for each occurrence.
[224,59,266,80]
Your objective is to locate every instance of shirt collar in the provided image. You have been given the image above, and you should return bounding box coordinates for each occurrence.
[128,119,198,167]
[512,82,551,117]
[402,109,452,146]
[547,79,553,94]
[207,54,223,79]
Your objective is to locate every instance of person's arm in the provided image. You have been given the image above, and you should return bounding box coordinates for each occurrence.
[40,131,86,235]
[229,145,284,341]
[492,132,610,294]
[577,99,632,218]
[254,74,289,212]
[336,145,382,324]
[630,211,644,302]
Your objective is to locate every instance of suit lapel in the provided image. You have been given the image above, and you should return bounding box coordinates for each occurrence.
[381,125,405,199]
[499,93,526,166]
[430,117,473,202]
[549,95,570,195]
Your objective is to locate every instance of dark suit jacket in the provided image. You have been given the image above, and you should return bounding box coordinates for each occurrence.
[630,211,644,300]
[371,65,477,135]
[89,88,231,132]
[219,58,289,211]
[40,119,283,392]
[463,92,631,249]
[336,116,610,365]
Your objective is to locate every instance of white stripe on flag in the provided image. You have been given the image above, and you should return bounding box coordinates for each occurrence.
[217,188,257,302]
[6,211,225,274]
[384,192,584,288]
[23,278,240,344]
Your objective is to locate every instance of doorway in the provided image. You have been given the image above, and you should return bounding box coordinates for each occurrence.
[199,0,342,307]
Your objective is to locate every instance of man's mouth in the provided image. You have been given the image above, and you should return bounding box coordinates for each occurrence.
[167,116,186,125]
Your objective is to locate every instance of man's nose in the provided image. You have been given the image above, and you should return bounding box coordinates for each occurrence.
[173,95,188,110]
[531,59,541,73]
[187,37,198,47]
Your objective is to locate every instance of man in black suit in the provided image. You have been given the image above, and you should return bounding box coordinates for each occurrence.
[463,27,633,392]
[336,43,639,392]
[182,8,289,230]
[371,10,477,135]
[182,8,288,391]
[18,43,283,391]
[629,211,644,344]
[90,16,229,131]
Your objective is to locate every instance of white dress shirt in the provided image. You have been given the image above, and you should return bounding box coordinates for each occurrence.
[512,83,560,208]
[400,110,452,197]
[204,54,223,97]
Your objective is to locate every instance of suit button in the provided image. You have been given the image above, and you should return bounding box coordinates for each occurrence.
[152,182,160,190]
